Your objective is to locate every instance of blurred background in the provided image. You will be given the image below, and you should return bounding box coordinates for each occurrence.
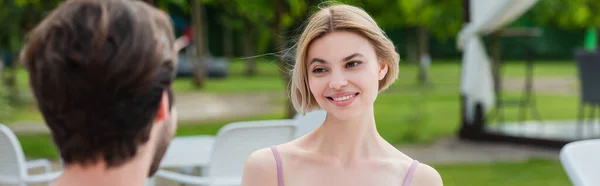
[1,0,600,185]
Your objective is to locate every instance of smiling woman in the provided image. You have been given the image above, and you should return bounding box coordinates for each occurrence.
[241,3,443,186]
[304,31,386,119]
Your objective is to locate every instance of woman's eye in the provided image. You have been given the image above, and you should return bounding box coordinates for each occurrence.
[346,61,361,68]
[312,68,327,73]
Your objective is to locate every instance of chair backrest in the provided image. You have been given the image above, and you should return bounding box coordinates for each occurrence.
[575,50,600,103]
[207,119,296,178]
[0,124,28,179]
[293,109,327,138]
[560,139,600,186]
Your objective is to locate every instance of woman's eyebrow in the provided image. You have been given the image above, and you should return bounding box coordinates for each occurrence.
[310,58,327,64]
[310,53,364,64]
[343,53,363,61]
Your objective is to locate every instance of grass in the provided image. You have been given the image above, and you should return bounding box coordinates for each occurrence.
[3,59,285,123]
[172,59,286,93]
[502,60,578,77]
[6,59,581,152]
[373,60,581,144]
[4,104,43,124]
[436,158,571,186]
[17,112,285,160]
[6,59,576,185]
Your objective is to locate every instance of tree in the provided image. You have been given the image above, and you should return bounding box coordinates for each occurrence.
[396,0,462,86]
[217,0,316,117]
[188,0,210,88]
[0,0,62,104]
[331,0,463,86]
[530,0,600,47]
[155,0,314,117]
[154,0,210,89]
[204,0,274,76]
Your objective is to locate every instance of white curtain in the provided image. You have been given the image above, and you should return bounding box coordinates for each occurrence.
[457,0,541,123]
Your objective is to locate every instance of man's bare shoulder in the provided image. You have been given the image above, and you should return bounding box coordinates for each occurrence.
[410,162,443,186]
[241,147,279,186]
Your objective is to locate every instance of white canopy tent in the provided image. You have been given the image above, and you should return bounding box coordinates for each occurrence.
[457,0,541,123]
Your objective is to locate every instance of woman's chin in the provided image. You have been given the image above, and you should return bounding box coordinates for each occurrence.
[322,106,363,121]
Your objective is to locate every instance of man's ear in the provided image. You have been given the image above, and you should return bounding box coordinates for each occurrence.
[154,91,170,125]
[378,60,388,81]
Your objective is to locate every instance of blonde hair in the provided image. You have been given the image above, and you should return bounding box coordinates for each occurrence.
[290,3,400,115]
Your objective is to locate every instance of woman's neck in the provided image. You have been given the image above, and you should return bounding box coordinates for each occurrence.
[308,107,388,165]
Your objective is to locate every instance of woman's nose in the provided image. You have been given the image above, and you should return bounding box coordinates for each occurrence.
[328,71,348,90]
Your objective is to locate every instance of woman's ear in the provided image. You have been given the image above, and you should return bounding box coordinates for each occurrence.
[378,61,388,81]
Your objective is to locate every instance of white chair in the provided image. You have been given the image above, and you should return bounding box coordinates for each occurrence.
[293,109,327,138]
[159,135,215,169]
[157,110,328,174]
[560,139,600,186]
[152,119,297,186]
[0,124,62,186]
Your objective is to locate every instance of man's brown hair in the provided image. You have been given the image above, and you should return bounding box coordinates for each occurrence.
[20,0,176,167]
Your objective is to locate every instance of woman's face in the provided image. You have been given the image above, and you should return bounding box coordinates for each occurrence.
[306,31,388,120]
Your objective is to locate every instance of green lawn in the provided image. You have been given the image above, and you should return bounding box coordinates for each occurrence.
[4,59,285,123]
[502,60,579,77]
[172,59,286,93]
[16,112,285,160]
[6,59,582,149]
[5,59,576,185]
[436,158,571,186]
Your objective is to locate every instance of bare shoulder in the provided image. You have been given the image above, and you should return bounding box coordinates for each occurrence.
[241,147,278,186]
[410,162,443,186]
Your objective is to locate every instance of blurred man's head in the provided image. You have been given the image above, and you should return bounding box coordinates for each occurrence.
[20,0,178,176]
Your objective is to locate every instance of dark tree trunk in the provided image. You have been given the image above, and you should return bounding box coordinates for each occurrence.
[190,0,208,88]
[223,24,233,59]
[417,27,430,86]
[406,27,418,64]
[274,0,296,118]
[243,26,257,76]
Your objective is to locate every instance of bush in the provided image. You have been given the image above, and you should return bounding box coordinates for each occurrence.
[400,88,428,143]
[0,83,14,121]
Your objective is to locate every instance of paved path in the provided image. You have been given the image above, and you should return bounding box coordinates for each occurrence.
[503,76,577,96]
[6,91,284,134]
[397,136,559,165]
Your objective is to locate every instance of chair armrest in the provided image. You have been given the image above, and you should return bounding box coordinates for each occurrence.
[26,159,52,173]
[23,171,62,184]
[153,170,241,186]
[154,169,211,185]
[0,175,22,185]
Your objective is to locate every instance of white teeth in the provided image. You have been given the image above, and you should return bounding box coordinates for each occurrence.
[332,94,354,101]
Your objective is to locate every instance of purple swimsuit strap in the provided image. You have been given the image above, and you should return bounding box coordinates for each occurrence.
[403,160,420,186]
[271,146,418,186]
[270,146,284,186]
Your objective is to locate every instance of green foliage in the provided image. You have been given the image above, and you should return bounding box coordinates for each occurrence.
[531,0,600,29]
[206,0,308,30]
[0,0,25,54]
[396,0,463,40]
[0,84,14,120]
[0,0,61,53]
[326,0,463,40]
[158,0,189,13]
